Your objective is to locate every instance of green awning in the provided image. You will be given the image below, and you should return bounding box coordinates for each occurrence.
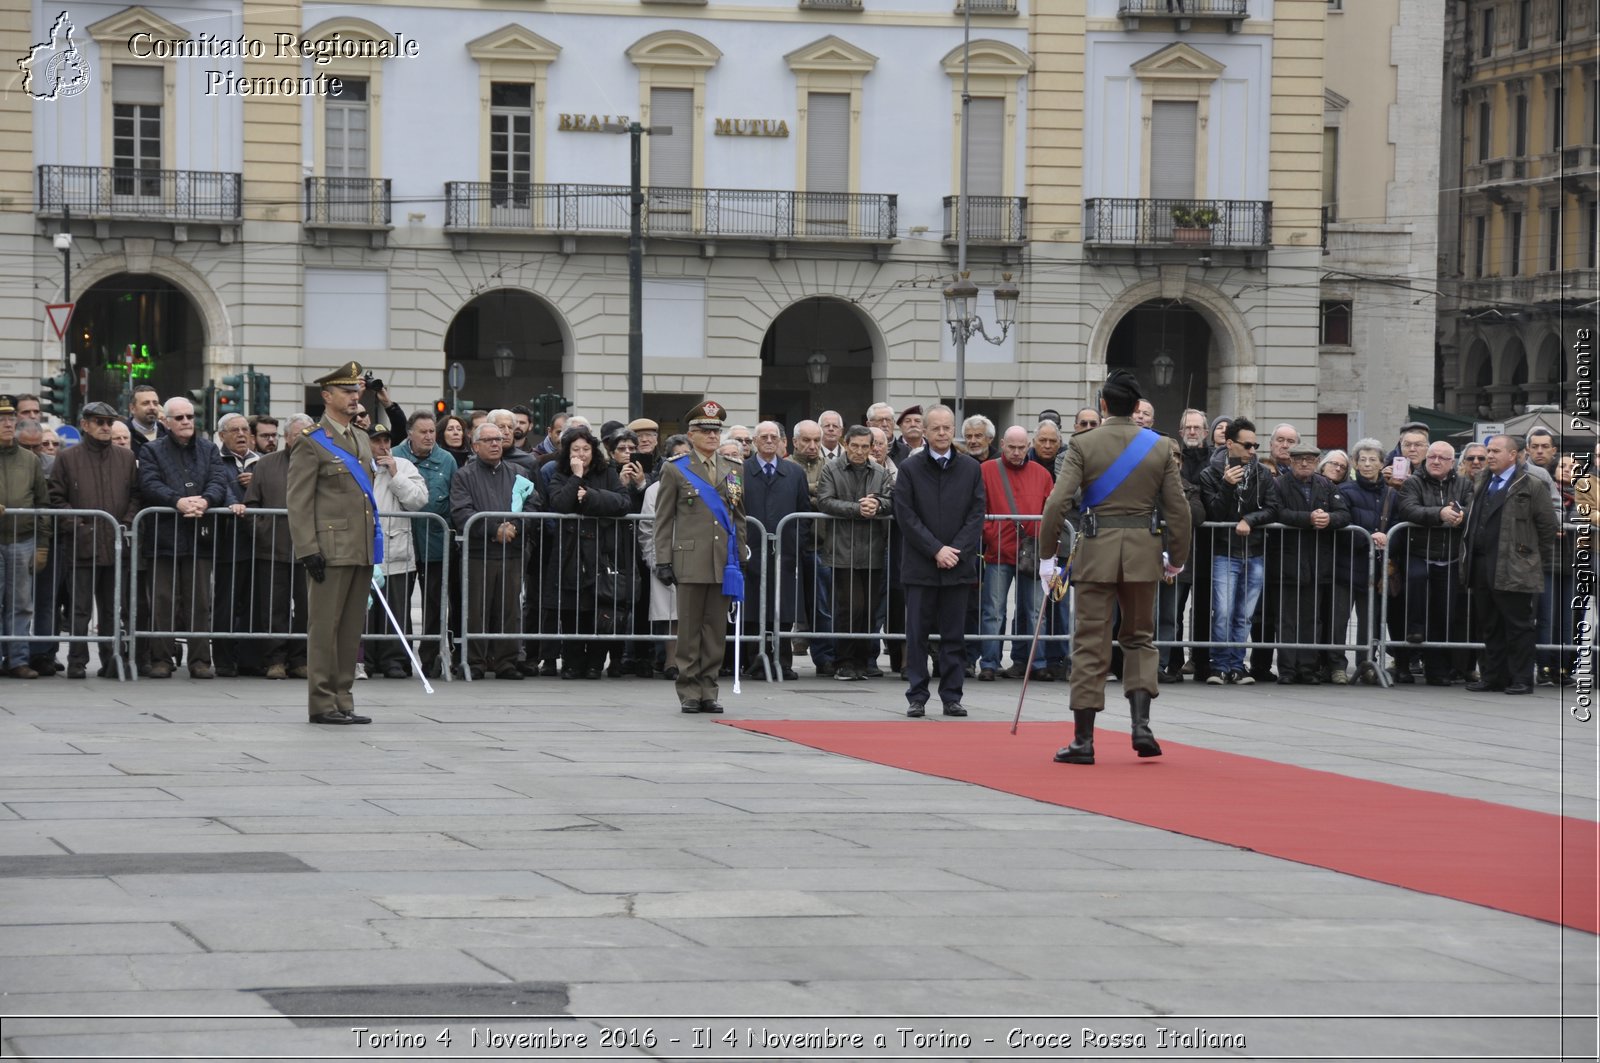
[1406,405,1476,436]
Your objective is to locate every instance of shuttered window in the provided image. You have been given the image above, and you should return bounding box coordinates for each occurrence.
[112,65,162,196]
[806,92,850,193]
[327,79,370,179]
[965,97,1004,198]
[1149,100,1197,200]
[648,88,693,187]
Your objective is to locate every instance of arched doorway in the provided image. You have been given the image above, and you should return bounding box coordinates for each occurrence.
[1464,338,1492,417]
[442,289,567,411]
[1105,300,1212,432]
[1504,337,1529,415]
[758,297,879,431]
[68,273,206,409]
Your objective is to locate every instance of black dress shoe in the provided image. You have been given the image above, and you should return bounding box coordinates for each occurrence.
[495,667,524,680]
[662,666,679,680]
[942,703,968,717]
[1503,683,1533,695]
[815,662,836,678]
[384,666,408,679]
[1157,670,1182,684]
[539,661,559,676]
[66,665,87,679]
[978,668,996,682]
[718,665,734,677]
[781,668,799,681]
[560,668,578,680]
[583,667,602,680]
[862,666,883,678]
[343,711,372,724]
[309,712,355,725]
[1465,680,1502,692]
[906,703,927,718]
[1424,676,1451,687]
[699,699,725,714]
[1392,669,1415,684]
[680,699,701,713]
[634,661,654,678]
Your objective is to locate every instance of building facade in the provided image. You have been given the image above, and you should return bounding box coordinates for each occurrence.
[1437,0,1599,419]
[8,0,1454,442]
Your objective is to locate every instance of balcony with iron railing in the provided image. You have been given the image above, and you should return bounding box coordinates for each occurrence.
[798,0,862,9]
[36,165,242,223]
[1083,198,1271,250]
[304,176,392,229]
[942,196,1028,244]
[444,182,898,244]
[1117,0,1249,32]
[1458,269,1600,309]
[955,0,1019,13]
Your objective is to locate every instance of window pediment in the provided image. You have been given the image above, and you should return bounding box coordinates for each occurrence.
[785,35,877,75]
[88,5,188,45]
[627,29,721,70]
[301,16,396,47]
[940,39,1030,78]
[468,25,561,65]
[1131,42,1225,83]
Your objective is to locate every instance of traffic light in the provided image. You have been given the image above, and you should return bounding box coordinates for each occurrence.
[455,399,476,414]
[218,372,245,419]
[249,370,271,416]
[532,392,572,436]
[188,383,217,433]
[38,372,71,420]
[433,398,449,418]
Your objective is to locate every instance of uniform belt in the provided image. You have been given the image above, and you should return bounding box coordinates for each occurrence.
[1090,514,1157,529]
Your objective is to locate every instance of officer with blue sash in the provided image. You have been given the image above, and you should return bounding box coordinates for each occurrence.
[288,361,382,725]
[653,399,748,713]
[1039,370,1191,764]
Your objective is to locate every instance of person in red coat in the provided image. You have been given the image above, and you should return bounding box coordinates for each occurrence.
[978,426,1056,680]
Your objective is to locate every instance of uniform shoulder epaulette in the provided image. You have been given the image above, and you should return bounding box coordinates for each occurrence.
[301,425,316,436]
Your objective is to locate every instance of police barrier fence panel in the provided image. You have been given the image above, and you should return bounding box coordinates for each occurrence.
[769,513,1078,681]
[1378,520,1592,687]
[0,508,127,679]
[1179,521,1381,686]
[127,507,452,681]
[454,512,769,682]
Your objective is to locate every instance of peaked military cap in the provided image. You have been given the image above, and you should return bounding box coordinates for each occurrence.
[685,399,727,428]
[314,361,365,390]
[0,395,15,415]
[367,421,392,439]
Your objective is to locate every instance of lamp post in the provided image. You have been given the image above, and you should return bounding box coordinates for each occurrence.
[945,2,1019,428]
[604,120,672,421]
[492,343,516,380]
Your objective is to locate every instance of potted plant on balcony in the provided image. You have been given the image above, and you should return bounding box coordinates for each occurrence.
[1170,206,1219,245]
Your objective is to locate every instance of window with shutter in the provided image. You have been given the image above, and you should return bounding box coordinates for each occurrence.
[648,87,694,230]
[112,65,163,198]
[1149,100,1197,201]
[806,92,850,233]
[490,82,533,211]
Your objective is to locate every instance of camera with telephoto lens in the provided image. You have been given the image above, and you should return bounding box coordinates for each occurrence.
[362,371,384,393]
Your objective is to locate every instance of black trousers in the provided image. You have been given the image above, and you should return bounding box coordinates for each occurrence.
[1276,576,1322,677]
[212,559,262,674]
[254,559,307,669]
[68,563,117,670]
[834,566,882,671]
[367,570,415,673]
[1473,584,1537,688]
[414,558,447,671]
[905,582,969,707]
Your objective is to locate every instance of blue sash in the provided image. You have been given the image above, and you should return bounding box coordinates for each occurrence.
[308,428,384,564]
[669,454,744,600]
[1081,428,1162,511]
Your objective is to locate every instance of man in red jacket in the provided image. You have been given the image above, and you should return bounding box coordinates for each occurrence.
[978,426,1055,681]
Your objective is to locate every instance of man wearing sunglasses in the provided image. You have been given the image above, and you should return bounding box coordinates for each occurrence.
[1198,418,1276,685]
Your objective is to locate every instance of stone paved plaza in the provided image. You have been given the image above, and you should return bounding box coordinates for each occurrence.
[0,665,1595,1061]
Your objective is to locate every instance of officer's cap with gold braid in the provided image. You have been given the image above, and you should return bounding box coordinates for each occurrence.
[314,361,365,391]
[0,395,15,415]
[685,399,726,429]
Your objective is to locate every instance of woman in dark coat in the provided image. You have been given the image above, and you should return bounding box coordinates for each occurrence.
[602,425,650,676]
[544,427,632,679]
[1333,438,1396,685]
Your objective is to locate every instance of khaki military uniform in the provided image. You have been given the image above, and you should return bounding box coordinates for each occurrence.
[1040,416,1191,710]
[653,449,748,705]
[287,414,378,718]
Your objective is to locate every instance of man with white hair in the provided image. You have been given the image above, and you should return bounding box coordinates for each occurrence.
[212,411,261,677]
[962,415,997,462]
[978,425,1054,681]
[818,410,844,461]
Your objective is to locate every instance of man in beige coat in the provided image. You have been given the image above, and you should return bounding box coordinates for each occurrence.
[288,362,380,724]
[1040,370,1191,764]
[653,399,748,714]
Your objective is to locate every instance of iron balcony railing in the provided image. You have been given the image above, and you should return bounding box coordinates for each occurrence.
[1118,0,1249,16]
[445,181,898,241]
[1083,197,1272,249]
[956,0,1019,12]
[36,165,242,220]
[941,195,1028,243]
[304,176,392,226]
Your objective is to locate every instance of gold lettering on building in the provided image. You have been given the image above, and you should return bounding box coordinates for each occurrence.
[713,118,790,138]
[558,113,630,132]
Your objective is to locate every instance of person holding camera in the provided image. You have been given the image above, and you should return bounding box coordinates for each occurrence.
[288,362,382,723]
[1198,417,1276,687]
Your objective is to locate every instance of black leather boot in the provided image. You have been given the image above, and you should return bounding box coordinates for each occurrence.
[1128,690,1162,758]
[1054,709,1097,764]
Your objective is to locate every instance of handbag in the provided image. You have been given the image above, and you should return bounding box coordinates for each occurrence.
[996,465,1039,577]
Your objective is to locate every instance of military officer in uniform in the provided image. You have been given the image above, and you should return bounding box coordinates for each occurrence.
[653,399,748,713]
[288,362,381,725]
[1040,370,1191,764]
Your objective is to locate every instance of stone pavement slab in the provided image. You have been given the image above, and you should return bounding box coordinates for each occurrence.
[0,670,1592,1061]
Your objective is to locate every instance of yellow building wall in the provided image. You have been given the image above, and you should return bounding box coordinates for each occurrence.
[1023,6,1085,243]
[243,0,304,223]
[1268,0,1326,248]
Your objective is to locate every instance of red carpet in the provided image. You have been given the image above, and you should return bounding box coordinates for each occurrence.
[723,720,1599,933]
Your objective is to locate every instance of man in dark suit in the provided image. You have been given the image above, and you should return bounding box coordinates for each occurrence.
[288,363,381,724]
[743,420,811,680]
[1462,434,1557,695]
[894,404,985,717]
[1040,370,1192,764]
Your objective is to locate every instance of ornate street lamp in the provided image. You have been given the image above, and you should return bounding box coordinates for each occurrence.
[805,351,831,386]
[492,343,516,380]
[1152,350,1176,389]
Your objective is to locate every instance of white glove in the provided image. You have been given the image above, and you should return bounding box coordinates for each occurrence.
[1038,556,1059,593]
[372,565,387,590]
[1161,551,1183,582]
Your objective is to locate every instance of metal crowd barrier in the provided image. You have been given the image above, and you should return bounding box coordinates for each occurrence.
[453,512,769,683]
[0,508,127,679]
[127,507,452,681]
